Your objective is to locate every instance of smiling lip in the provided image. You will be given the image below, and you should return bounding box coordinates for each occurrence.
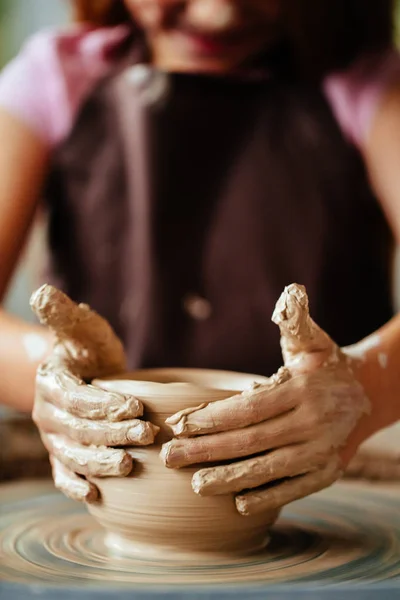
[177,28,250,57]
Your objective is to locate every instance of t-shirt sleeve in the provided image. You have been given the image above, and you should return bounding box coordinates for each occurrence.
[0,25,129,147]
[324,50,400,148]
[0,31,67,144]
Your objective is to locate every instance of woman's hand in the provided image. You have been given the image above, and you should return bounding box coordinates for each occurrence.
[31,285,159,503]
[162,284,372,516]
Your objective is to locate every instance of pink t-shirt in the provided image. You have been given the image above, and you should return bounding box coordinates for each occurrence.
[1,24,400,148]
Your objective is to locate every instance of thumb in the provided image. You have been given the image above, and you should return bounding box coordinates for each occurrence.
[30,285,126,379]
[272,284,340,373]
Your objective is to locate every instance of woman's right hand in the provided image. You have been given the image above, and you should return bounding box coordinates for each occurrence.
[30,285,159,503]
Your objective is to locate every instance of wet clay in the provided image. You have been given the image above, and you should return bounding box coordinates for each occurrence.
[91,368,280,560]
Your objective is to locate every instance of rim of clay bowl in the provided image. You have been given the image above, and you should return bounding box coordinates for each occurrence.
[94,367,270,397]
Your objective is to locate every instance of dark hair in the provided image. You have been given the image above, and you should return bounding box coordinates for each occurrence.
[73,0,395,78]
[73,0,130,26]
[285,0,395,78]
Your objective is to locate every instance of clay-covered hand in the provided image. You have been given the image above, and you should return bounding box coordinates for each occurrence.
[162,284,370,516]
[30,285,159,503]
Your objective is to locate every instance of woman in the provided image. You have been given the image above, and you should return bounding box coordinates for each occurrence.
[0,0,400,515]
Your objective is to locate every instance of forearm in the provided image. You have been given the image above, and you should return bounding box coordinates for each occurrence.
[345,313,400,437]
[0,308,52,412]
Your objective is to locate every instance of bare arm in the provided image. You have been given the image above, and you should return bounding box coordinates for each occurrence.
[352,82,400,437]
[0,108,52,412]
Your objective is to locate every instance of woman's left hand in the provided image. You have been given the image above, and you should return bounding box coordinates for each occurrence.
[161,284,372,516]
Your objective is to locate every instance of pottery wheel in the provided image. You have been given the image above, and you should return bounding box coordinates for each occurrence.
[1,480,400,599]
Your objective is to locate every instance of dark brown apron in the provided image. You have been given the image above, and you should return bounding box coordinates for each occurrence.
[43,45,394,377]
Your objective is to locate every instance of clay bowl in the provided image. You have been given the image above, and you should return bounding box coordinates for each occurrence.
[90,368,280,561]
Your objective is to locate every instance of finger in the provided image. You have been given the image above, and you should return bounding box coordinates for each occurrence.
[42,432,133,477]
[235,458,342,516]
[50,456,98,503]
[36,397,159,446]
[272,284,339,373]
[30,285,126,378]
[161,410,305,468]
[192,443,326,496]
[166,367,292,437]
[36,367,143,421]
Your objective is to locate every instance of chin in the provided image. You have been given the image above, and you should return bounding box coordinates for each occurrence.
[156,51,256,75]
[173,59,236,74]
[153,35,262,76]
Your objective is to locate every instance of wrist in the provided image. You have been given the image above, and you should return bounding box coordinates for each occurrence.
[344,337,399,438]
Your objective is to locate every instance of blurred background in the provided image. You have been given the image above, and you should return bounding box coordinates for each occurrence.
[1,0,400,319]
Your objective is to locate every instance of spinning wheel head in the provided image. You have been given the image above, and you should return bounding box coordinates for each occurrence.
[1,480,400,597]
